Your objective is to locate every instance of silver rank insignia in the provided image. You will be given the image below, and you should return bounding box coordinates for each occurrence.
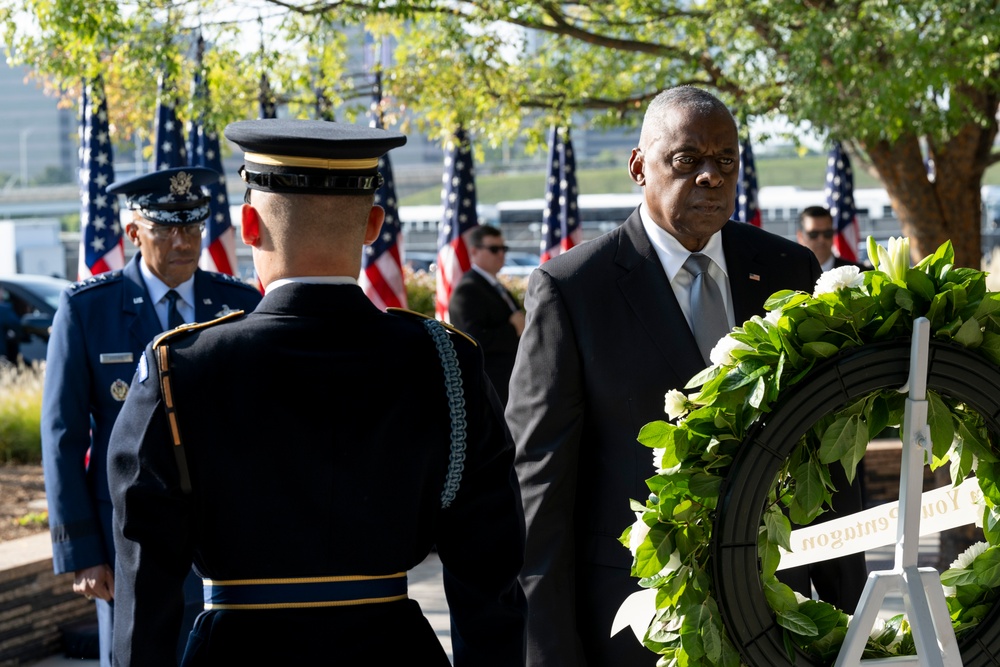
[137,351,148,383]
[110,379,129,402]
[215,305,234,317]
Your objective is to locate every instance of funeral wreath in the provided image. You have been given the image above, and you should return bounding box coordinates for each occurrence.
[623,237,1000,666]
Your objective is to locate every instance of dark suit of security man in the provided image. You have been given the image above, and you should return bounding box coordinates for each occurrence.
[448,225,524,406]
[108,120,526,666]
[41,167,261,667]
[505,86,835,667]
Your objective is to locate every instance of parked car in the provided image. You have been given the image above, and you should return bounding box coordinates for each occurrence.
[0,274,72,363]
[404,251,438,273]
[499,252,540,278]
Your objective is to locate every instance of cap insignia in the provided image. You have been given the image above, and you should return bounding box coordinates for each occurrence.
[170,171,194,196]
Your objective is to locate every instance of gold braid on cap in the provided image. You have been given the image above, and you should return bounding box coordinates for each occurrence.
[244,152,379,171]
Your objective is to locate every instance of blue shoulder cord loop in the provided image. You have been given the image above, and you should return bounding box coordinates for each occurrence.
[422,319,467,508]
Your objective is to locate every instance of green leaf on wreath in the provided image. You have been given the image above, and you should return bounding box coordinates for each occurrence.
[979,463,1000,505]
[763,576,799,612]
[895,287,915,312]
[765,290,810,312]
[819,414,867,483]
[978,331,1000,365]
[764,504,793,552]
[972,546,1000,587]
[867,395,891,438]
[799,599,845,641]
[635,524,674,578]
[679,603,709,659]
[801,340,840,359]
[759,529,781,577]
[776,609,819,637]
[638,422,689,467]
[973,293,1000,320]
[985,508,1000,545]
[689,472,722,498]
[950,439,975,486]
[959,418,995,463]
[873,307,903,339]
[749,375,767,409]
[955,317,984,347]
[789,461,826,525]
[941,567,977,587]
[906,267,936,302]
[798,317,832,343]
[701,619,723,663]
[926,291,949,329]
[927,391,956,460]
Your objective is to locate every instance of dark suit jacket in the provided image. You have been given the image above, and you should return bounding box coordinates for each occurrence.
[834,256,869,270]
[108,283,525,666]
[448,268,520,405]
[42,254,262,576]
[505,211,822,667]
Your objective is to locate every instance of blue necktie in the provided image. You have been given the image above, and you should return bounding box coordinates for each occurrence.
[683,253,730,363]
[165,290,184,330]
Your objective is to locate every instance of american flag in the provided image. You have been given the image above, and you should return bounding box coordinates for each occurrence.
[540,126,581,263]
[259,74,277,119]
[78,77,124,279]
[187,45,237,276]
[435,128,477,321]
[825,141,860,262]
[360,81,407,310]
[736,137,762,227]
[154,73,187,169]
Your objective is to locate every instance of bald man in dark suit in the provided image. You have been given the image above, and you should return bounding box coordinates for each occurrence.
[506,86,833,667]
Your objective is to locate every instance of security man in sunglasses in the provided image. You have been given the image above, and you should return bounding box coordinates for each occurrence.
[41,166,262,667]
[448,224,525,406]
[796,205,868,271]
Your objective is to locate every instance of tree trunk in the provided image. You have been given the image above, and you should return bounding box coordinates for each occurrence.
[858,87,999,270]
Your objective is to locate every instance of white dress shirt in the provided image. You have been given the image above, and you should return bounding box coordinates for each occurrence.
[639,203,735,332]
[140,261,195,330]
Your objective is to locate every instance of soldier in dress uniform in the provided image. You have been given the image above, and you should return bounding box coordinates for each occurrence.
[107,120,526,666]
[41,166,262,667]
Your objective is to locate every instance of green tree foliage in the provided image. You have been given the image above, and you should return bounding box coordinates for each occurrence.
[3,1,998,265]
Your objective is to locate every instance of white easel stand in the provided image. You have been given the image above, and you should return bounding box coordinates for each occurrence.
[834,318,962,667]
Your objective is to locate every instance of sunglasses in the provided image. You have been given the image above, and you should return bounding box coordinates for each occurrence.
[478,245,509,254]
[805,230,835,240]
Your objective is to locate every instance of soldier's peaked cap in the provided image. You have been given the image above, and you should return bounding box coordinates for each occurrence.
[106,166,218,226]
[224,119,407,196]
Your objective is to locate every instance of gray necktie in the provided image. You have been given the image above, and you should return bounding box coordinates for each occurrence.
[164,290,184,329]
[682,253,730,363]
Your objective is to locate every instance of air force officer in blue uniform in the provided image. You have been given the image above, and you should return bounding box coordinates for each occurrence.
[41,166,262,667]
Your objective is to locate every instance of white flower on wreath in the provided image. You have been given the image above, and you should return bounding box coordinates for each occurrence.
[872,236,911,283]
[709,335,752,367]
[813,264,865,297]
[664,388,689,421]
[949,541,988,571]
[764,307,783,326]
[942,541,989,596]
[628,512,652,557]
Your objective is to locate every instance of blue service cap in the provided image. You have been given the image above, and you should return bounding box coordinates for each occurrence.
[224,119,407,195]
[107,167,218,225]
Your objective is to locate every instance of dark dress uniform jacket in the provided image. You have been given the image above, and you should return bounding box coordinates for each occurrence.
[448,268,520,405]
[42,255,262,576]
[505,212,824,667]
[108,283,526,667]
